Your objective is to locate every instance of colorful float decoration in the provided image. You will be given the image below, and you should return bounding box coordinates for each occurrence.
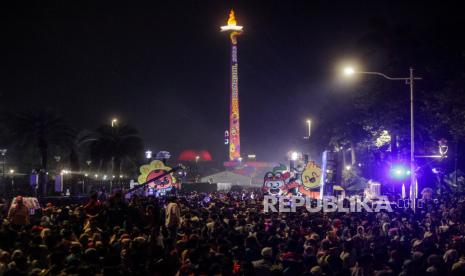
[263,164,289,196]
[263,164,298,196]
[138,160,177,196]
[263,161,324,198]
[299,161,322,198]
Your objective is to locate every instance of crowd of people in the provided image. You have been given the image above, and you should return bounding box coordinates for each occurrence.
[1,189,465,275]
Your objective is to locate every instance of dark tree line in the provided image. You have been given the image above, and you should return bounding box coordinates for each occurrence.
[0,110,144,195]
[314,16,465,185]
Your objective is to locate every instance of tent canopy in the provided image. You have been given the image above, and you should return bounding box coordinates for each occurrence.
[201,171,252,186]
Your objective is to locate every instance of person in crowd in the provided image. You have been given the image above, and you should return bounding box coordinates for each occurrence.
[164,196,181,241]
[252,247,274,275]
[7,196,29,227]
[0,189,464,275]
[83,193,102,217]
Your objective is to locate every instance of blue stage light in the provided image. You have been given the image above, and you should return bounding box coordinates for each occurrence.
[390,164,410,180]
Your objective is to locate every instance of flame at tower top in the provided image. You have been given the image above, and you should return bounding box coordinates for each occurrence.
[220,9,243,32]
[227,9,237,25]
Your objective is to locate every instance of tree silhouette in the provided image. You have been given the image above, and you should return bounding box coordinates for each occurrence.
[1,110,75,195]
[78,124,143,177]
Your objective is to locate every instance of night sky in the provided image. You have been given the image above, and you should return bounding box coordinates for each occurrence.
[1,1,461,163]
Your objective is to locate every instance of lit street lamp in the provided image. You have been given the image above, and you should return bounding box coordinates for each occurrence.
[111,118,118,127]
[304,119,312,139]
[343,66,422,210]
[9,169,15,190]
[1,149,7,179]
[291,152,299,161]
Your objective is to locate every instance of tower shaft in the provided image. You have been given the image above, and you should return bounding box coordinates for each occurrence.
[229,33,240,161]
[221,9,243,161]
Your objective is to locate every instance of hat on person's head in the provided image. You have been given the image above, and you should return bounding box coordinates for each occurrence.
[120,234,130,241]
[451,260,465,272]
[12,249,24,260]
[426,266,437,274]
[134,236,146,244]
[412,239,422,249]
[423,231,433,239]
[261,247,272,258]
[444,249,459,263]
[310,266,323,276]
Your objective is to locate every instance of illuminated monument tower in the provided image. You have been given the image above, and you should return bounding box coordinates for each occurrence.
[221,10,243,161]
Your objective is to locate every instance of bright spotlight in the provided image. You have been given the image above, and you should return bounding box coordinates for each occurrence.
[345,165,352,171]
[343,67,355,76]
[390,164,410,180]
[291,152,299,161]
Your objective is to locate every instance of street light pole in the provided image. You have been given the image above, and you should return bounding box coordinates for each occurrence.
[0,149,7,178]
[409,68,416,211]
[111,118,118,127]
[305,120,312,139]
[344,67,421,211]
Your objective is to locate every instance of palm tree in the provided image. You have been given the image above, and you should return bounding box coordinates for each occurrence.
[2,110,75,195]
[78,124,143,176]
